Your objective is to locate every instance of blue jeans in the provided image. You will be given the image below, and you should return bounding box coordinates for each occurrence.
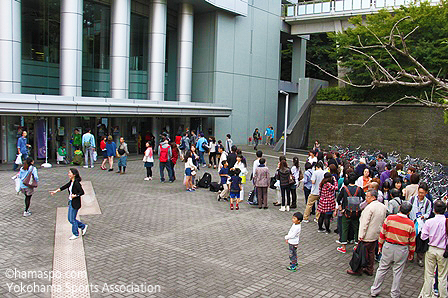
[159,162,174,181]
[68,201,85,236]
[84,147,94,167]
[199,151,206,165]
[118,156,127,167]
[13,153,27,171]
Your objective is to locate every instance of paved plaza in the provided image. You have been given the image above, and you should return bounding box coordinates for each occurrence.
[1,145,424,297]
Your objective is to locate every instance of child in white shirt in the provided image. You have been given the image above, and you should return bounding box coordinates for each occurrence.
[285,212,303,272]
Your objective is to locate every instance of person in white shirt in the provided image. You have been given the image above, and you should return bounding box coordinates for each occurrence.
[207,137,217,168]
[233,155,248,202]
[217,146,228,172]
[303,161,325,222]
[285,212,303,272]
[184,151,197,192]
[307,150,318,168]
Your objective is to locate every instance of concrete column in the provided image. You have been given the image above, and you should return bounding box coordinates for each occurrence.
[110,0,131,98]
[176,3,194,103]
[60,0,83,96]
[148,0,167,101]
[291,35,307,83]
[0,0,21,93]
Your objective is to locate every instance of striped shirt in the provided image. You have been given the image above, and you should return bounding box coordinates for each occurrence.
[379,213,416,255]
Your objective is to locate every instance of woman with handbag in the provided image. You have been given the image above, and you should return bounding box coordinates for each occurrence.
[49,168,88,240]
[275,159,293,212]
[19,157,38,217]
[105,135,117,172]
[143,141,154,180]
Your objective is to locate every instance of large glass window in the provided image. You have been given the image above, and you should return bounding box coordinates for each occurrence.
[129,13,148,99]
[22,0,60,95]
[82,1,110,97]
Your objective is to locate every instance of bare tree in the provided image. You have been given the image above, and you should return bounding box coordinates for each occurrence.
[307,16,448,127]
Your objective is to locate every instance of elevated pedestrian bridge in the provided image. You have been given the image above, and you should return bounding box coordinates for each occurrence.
[282,0,440,34]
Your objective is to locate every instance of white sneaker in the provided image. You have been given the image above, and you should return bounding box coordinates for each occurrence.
[279,206,286,212]
[314,218,318,223]
[286,206,290,211]
[23,211,31,217]
[302,220,309,223]
[144,177,150,181]
[69,235,79,240]
[83,166,89,168]
[82,224,88,236]
[91,165,94,168]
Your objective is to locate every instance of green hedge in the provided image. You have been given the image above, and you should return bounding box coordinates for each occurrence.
[317,86,436,103]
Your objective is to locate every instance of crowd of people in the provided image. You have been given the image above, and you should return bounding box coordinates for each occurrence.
[12,127,448,297]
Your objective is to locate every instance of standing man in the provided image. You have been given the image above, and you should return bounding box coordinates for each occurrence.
[217,146,228,172]
[347,189,387,276]
[253,128,260,151]
[265,126,271,145]
[82,128,96,168]
[159,136,174,183]
[190,130,197,149]
[269,125,275,146]
[418,200,448,298]
[225,134,233,154]
[72,128,82,150]
[370,201,416,298]
[196,133,208,167]
[303,161,325,223]
[14,131,31,171]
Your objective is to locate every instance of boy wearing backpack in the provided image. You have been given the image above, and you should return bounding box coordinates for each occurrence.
[336,172,366,254]
[229,168,242,210]
[159,136,174,183]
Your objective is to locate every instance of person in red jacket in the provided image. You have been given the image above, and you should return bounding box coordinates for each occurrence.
[170,142,179,181]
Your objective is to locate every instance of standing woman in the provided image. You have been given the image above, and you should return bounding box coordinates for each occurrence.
[356,168,372,192]
[275,160,293,212]
[170,142,179,181]
[49,168,88,240]
[19,157,39,217]
[116,137,129,174]
[184,150,197,192]
[100,136,108,170]
[190,144,199,187]
[233,155,248,201]
[317,173,338,233]
[143,141,154,180]
[106,136,117,172]
[208,137,217,169]
[290,157,302,209]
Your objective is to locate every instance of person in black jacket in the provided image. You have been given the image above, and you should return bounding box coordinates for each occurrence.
[50,168,88,240]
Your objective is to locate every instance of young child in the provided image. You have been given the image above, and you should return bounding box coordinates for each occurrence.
[229,168,242,210]
[57,143,68,164]
[285,212,303,272]
[218,160,230,201]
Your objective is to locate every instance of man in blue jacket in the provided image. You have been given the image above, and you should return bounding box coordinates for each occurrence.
[14,131,30,171]
[196,133,208,167]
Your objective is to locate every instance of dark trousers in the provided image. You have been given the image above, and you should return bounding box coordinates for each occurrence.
[304,187,315,214]
[280,185,291,206]
[254,139,259,149]
[318,212,332,232]
[257,187,268,208]
[341,216,359,243]
[357,241,377,275]
[209,152,217,166]
[159,162,174,181]
[146,167,153,177]
[289,244,298,266]
[290,186,297,208]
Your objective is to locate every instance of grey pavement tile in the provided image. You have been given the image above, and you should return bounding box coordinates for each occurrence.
[1,145,424,297]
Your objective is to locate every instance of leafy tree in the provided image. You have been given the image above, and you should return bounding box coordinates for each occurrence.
[322,0,448,103]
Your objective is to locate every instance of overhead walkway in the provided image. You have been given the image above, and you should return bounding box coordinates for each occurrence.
[282,0,441,34]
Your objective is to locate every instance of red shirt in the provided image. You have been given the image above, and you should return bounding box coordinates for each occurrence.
[100,140,106,151]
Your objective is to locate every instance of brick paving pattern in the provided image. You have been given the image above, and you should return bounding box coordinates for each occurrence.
[0,145,424,297]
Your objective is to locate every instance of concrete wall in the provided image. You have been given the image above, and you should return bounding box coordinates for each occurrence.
[192,0,281,144]
[308,102,448,164]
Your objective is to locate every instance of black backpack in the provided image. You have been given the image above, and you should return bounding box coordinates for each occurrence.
[197,172,212,188]
[344,186,362,218]
[269,177,277,189]
[209,182,221,192]
[201,142,209,152]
